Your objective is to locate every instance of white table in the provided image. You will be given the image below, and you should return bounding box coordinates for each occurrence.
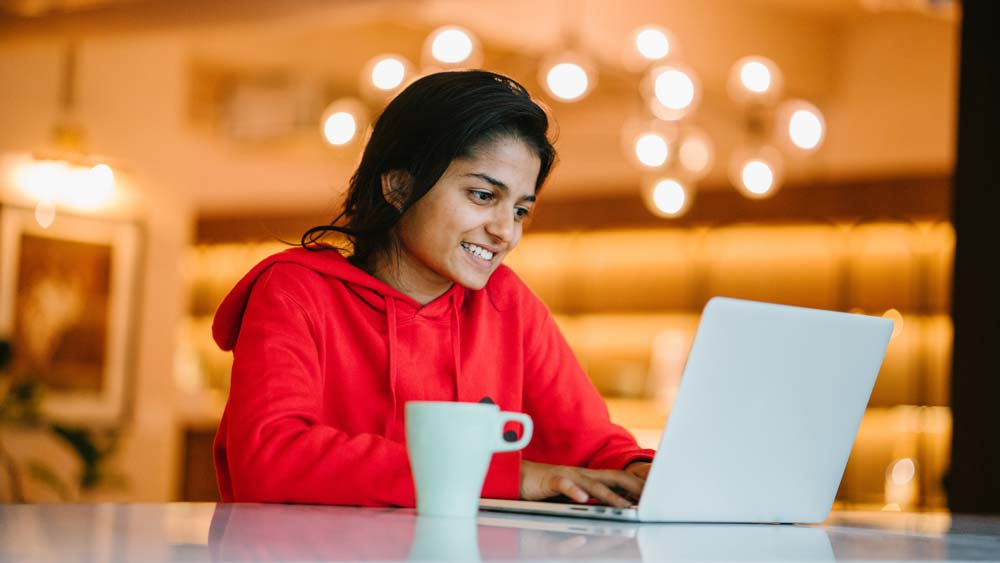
[2,503,999,561]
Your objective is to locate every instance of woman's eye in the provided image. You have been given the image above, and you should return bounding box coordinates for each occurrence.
[515,207,531,220]
[470,190,493,202]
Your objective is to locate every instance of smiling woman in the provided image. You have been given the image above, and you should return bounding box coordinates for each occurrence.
[210,70,655,508]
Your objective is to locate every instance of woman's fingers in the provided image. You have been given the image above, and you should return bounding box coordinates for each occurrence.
[551,475,590,504]
[520,460,646,507]
[599,469,646,499]
[577,476,632,508]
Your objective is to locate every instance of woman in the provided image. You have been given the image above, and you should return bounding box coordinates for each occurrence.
[212,70,656,508]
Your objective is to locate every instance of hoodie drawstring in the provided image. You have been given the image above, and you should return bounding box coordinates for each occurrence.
[450,292,463,401]
[385,290,463,437]
[385,297,399,436]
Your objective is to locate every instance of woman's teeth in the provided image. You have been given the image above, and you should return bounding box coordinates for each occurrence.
[461,242,494,260]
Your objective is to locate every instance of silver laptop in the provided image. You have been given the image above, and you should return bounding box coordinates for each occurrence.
[480,297,893,523]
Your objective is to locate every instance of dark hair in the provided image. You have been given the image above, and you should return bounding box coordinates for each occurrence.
[301,70,557,271]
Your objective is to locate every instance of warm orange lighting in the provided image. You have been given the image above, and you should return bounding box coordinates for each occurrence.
[14,158,117,212]
[323,112,356,145]
[729,146,783,199]
[883,308,904,339]
[34,200,55,228]
[778,99,826,152]
[634,26,671,61]
[429,27,474,64]
[643,178,691,218]
[727,56,783,104]
[742,160,774,194]
[890,458,916,485]
[678,127,714,179]
[372,57,406,90]
[424,26,481,68]
[645,64,700,121]
[361,55,412,99]
[539,52,595,102]
[635,133,670,168]
[319,98,367,147]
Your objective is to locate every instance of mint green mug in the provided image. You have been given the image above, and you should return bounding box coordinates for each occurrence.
[405,401,533,518]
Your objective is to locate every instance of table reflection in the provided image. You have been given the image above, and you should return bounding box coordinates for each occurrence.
[207,504,835,562]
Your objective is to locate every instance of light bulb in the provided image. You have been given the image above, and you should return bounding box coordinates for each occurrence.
[740,61,772,93]
[369,56,407,91]
[34,199,55,228]
[742,160,774,195]
[727,56,783,104]
[429,26,475,64]
[540,53,595,102]
[319,98,368,148]
[883,308,904,339]
[789,109,823,149]
[781,99,827,151]
[66,163,115,209]
[678,128,714,179]
[645,178,690,218]
[655,68,694,110]
[730,145,783,199]
[645,64,700,120]
[635,133,669,167]
[635,26,671,60]
[323,112,357,146]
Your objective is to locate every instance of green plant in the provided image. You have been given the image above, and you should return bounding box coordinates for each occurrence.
[0,338,125,502]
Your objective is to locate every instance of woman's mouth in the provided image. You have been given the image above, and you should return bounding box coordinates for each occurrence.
[461,241,495,262]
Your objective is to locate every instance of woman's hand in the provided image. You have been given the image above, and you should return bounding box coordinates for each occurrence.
[519,460,646,508]
[624,461,651,481]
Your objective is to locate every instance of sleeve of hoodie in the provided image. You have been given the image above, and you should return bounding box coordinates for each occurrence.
[224,264,415,506]
[519,289,657,471]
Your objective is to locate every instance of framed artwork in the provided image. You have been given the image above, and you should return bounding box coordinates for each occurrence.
[0,206,141,426]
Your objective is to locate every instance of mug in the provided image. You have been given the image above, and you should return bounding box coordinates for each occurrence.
[405,401,533,517]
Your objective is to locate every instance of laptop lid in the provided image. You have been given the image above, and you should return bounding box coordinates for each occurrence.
[637,297,892,523]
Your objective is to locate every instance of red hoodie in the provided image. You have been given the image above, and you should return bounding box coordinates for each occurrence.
[212,247,655,506]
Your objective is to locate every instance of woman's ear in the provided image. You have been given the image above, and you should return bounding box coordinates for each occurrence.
[381,170,412,211]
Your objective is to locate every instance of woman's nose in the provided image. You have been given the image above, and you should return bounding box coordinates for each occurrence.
[486,208,516,243]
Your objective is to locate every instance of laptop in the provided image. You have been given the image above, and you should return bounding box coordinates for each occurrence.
[480,296,893,523]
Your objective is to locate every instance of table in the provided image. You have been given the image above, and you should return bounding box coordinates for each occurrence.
[2,503,999,561]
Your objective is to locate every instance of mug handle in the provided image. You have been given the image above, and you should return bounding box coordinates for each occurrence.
[494,412,533,453]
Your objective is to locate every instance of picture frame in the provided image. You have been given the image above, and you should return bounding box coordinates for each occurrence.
[0,205,142,426]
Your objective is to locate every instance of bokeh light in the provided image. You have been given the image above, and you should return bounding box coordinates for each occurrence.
[540,53,595,102]
[369,56,407,91]
[322,112,357,146]
[428,26,476,65]
[635,26,671,60]
[678,128,714,179]
[635,133,670,167]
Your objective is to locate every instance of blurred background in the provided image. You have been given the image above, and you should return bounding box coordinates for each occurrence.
[0,0,964,511]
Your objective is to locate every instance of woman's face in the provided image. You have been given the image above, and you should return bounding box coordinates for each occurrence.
[385,136,541,302]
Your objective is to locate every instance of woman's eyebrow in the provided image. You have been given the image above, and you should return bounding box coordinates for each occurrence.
[463,172,536,202]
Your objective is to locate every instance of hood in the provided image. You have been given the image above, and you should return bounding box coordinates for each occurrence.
[213,246,478,436]
[212,246,469,351]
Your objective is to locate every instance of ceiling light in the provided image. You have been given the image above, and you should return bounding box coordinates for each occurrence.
[424,26,481,67]
[361,55,413,100]
[729,145,784,199]
[643,178,692,218]
[319,98,368,147]
[778,99,826,152]
[645,64,700,120]
[635,133,670,167]
[635,26,671,61]
[677,127,714,179]
[539,52,596,102]
[727,56,783,104]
